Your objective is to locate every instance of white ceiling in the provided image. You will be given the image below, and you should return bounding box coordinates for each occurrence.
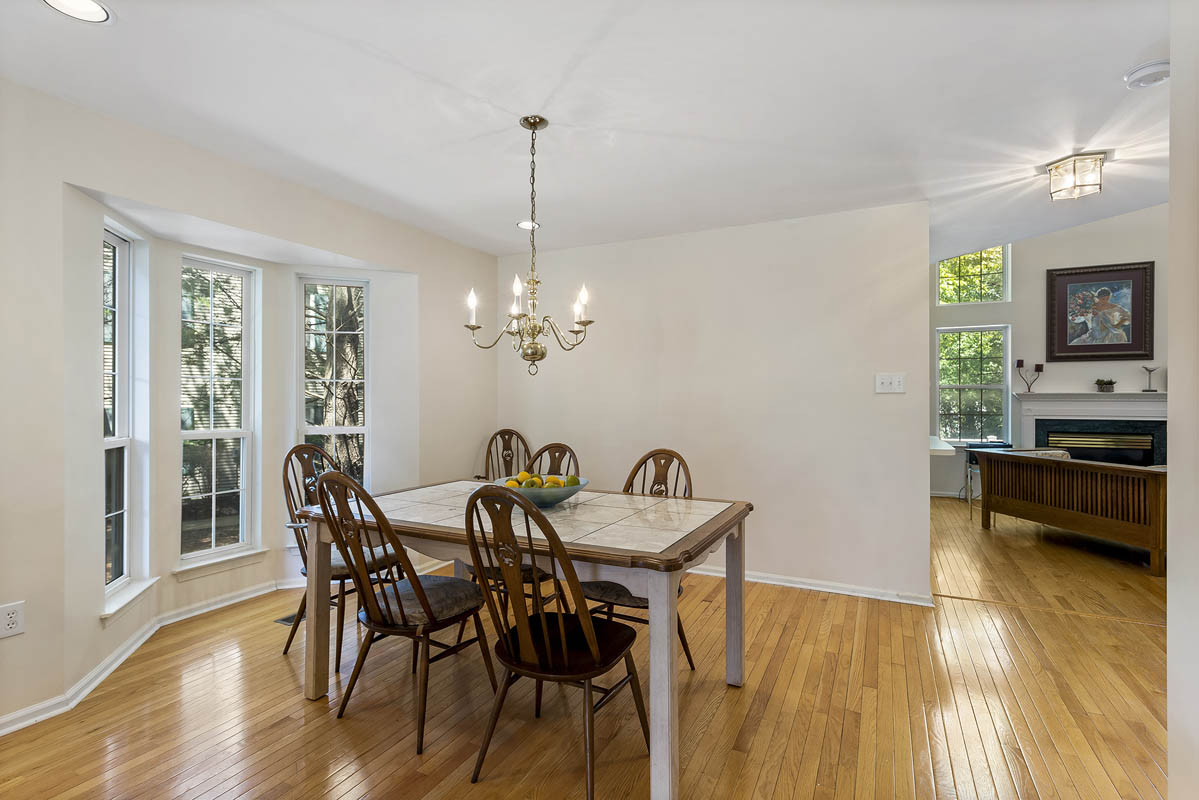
[0,0,1170,261]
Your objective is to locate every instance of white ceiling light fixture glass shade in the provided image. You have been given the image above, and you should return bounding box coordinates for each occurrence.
[42,0,112,23]
[1046,152,1104,201]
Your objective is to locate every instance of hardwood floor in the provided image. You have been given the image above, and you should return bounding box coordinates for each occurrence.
[0,499,1165,798]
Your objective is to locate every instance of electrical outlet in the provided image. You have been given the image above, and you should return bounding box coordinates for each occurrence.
[0,601,25,639]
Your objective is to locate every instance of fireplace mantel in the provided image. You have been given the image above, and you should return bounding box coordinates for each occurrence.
[1012,392,1167,447]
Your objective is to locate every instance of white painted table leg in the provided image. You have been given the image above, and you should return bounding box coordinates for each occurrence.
[648,568,681,799]
[453,558,467,579]
[304,521,331,700]
[725,523,745,687]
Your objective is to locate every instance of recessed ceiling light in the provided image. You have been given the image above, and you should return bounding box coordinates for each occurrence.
[1124,59,1170,90]
[42,0,111,23]
[516,220,539,231]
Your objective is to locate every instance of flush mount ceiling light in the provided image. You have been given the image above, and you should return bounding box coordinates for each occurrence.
[42,0,111,23]
[1046,152,1105,201]
[1124,59,1170,90]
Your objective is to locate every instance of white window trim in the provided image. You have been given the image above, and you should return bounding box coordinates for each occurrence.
[935,244,1012,307]
[104,230,132,594]
[179,257,258,566]
[934,324,1012,445]
[296,276,371,488]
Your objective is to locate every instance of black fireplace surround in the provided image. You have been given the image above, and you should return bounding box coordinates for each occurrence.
[1034,418,1167,467]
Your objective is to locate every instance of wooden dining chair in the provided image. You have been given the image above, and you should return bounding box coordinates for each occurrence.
[580,448,697,670]
[316,471,497,754]
[525,442,581,477]
[466,485,649,800]
[281,442,357,672]
[475,428,533,480]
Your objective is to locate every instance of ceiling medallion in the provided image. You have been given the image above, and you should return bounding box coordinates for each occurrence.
[463,115,593,375]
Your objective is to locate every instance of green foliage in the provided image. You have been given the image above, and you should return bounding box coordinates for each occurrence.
[937,245,1005,304]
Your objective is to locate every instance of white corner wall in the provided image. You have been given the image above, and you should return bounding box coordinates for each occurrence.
[1168,0,1199,789]
[929,204,1169,496]
[497,203,932,602]
[0,76,499,725]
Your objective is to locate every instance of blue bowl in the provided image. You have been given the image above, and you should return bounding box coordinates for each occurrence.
[496,476,590,508]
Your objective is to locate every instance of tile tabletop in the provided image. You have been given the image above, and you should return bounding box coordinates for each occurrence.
[349,480,733,555]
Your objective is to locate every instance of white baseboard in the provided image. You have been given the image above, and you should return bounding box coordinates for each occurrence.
[686,564,934,607]
[0,579,281,739]
[930,491,963,498]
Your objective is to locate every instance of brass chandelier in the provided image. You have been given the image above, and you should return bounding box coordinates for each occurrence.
[464,115,593,375]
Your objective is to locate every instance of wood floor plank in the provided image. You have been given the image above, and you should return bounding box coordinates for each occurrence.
[0,499,1166,799]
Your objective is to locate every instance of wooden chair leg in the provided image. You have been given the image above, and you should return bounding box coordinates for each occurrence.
[534,680,543,718]
[283,591,306,654]
[472,668,513,783]
[582,677,595,800]
[455,572,480,645]
[676,614,696,671]
[411,638,419,674]
[473,613,497,691]
[335,580,346,673]
[605,603,614,622]
[625,652,650,751]
[415,634,431,754]
[337,632,374,718]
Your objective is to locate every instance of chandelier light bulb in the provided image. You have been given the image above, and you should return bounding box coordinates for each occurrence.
[510,299,520,316]
[512,274,523,296]
[466,289,477,326]
[573,301,583,322]
[579,284,589,305]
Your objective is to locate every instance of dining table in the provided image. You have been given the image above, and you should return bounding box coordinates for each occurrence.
[300,479,753,800]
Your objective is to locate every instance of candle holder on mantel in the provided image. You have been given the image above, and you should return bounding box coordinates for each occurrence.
[1014,359,1043,392]
[1142,365,1160,392]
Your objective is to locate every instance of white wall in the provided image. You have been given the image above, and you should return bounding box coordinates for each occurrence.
[0,76,499,723]
[929,204,1169,496]
[497,203,932,603]
[1168,0,1199,789]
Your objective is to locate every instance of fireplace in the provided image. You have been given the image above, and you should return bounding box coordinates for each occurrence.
[1034,418,1166,466]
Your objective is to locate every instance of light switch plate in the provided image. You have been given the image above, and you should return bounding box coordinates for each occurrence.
[874,372,907,393]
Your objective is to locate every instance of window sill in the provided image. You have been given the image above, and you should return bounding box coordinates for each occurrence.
[101,576,160,626]
[172,547,269,582]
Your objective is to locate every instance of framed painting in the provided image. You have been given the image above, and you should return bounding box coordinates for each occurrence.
[1046,261,1153,362]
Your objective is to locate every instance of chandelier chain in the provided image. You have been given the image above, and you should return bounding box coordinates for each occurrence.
[529,128,537,272]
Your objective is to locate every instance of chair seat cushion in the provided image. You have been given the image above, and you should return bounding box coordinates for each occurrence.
[495,613,637,678]
[465,562,553,583]
[358,575,483,628]
[301,549,400,581]
[579,580,683,609]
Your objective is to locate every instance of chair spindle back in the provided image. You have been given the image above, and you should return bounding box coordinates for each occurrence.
[316,472,429,629]
[623,448,693,498]
[525,442,581,477]
[283,443,340,567]
[465,485,600,670]
[483,429,533,480]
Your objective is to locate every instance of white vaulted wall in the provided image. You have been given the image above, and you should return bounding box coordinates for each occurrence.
[497,203,933,603]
